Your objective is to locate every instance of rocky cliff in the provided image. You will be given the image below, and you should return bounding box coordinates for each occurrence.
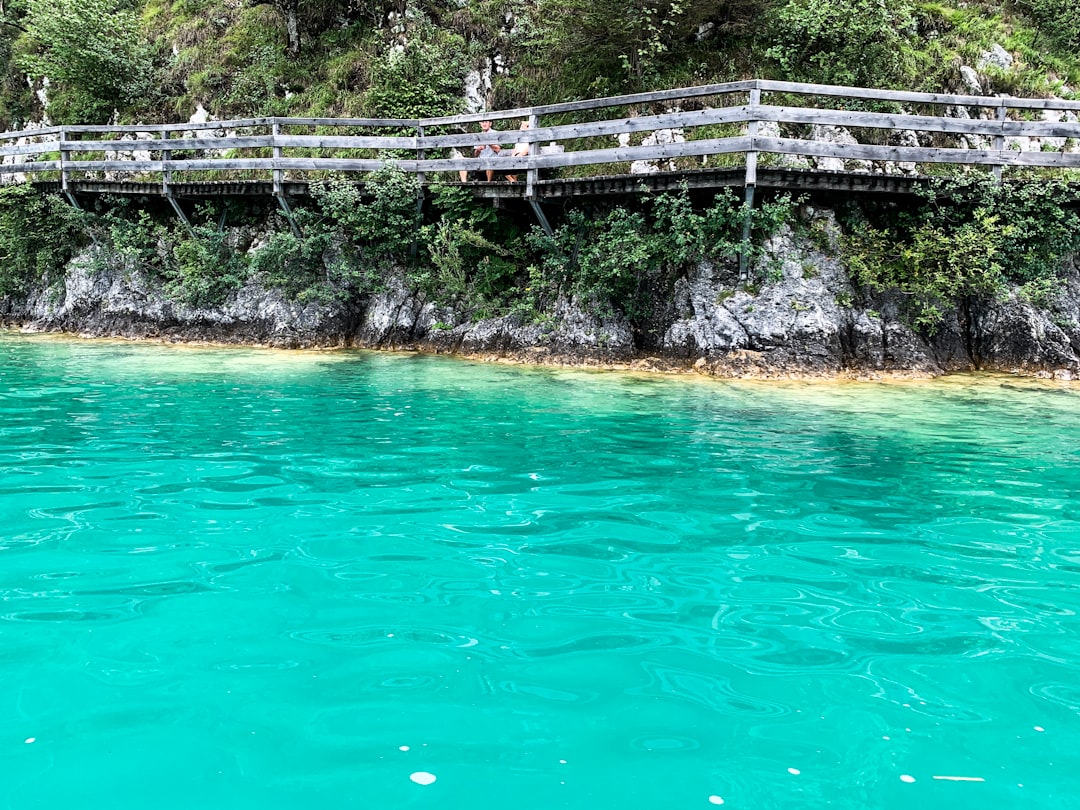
[4,209,1080,380]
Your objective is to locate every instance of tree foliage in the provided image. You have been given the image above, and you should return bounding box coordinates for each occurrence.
[364,29,468,119]
[1014,0,1080,51]
[525,188,796,318]
[528,0,773,94]
[17,0,151,123]
[764,0,919,88]
[842,177,1080,332]
[0,185,83,296]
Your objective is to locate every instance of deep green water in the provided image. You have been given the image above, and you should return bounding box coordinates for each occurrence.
[2,333,1079,809]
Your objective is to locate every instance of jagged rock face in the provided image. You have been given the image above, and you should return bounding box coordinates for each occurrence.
[3,222,1080,379]
[6,255,360,349]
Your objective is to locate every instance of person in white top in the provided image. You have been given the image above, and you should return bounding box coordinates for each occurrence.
[505,120,531,183]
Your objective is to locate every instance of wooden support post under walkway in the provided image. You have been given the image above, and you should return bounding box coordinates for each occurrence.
[523,112,554,236]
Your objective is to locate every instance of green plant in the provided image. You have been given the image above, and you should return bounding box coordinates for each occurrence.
[93,202,170,277]
[523,187,796,320]
[841,177,1080,332]
[17,0,153,123]
[1015,0,1080,51]
[312,168,421,267]
[1017,276,1064,309]
[167,219,249,306]
[763,0,921,88]
[0,185,85,297]
[363,26,468,119]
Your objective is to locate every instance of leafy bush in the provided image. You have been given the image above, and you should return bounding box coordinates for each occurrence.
[415,183,516,313]
[764,0,920,88]
[845,211,1011,331]
[364,28,468,119]
[312,168,421,266]
[524,188,797,319]
[167,220,249,306]
[1015,0,1080,51]
[247,169,420,303]
[18,0,152,123]
[250,227,332,299]
[841,177,1080,332]
[0,186,84,297]
[91,200,171,276]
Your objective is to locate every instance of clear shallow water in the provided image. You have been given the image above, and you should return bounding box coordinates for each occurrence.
[2,334,1079,809]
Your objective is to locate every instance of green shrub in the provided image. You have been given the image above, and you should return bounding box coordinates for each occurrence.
[93,202,170,276]
[1015,0,1080,51]
[312,168,421,266]
[167,221,249,306]
[363,28,468,119]
[17,0,153,123]
[0,185,84,297]
[524,187,797,319]
[841,177,1080,332]
[763,0,920,88]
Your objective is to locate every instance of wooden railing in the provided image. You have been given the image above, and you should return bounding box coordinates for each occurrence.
[3,78,1080,201]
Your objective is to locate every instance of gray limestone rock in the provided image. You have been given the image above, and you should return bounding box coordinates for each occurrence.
[978,45,1013,72]
[4,214,1080,378]
[959,65,983,95]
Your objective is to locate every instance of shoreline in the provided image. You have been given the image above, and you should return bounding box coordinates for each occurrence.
[6,324,1076,385]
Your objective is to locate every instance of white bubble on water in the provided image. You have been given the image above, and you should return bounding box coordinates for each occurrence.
[24,738,35,744]
[410,772,437,786]
[708,796,725,805]
[788,768,801,776]
[900,775,916,783]
[1034,726,1045,732]
[399,746,410,752]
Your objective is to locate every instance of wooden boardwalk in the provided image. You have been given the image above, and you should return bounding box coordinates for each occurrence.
[30,167,926,201]
[5,77,1080,230]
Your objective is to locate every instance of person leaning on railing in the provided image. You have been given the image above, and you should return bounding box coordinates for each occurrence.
[474,120,502,181]
[504,120,530,183]
[456,119,501,182]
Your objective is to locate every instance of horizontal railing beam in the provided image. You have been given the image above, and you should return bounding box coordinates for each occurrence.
[2,78,1079,194]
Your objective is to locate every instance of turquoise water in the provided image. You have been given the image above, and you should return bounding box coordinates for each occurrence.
[2,334,1079,809]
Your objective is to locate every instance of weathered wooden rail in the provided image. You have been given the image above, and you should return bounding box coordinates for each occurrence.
[3,78,1080,235]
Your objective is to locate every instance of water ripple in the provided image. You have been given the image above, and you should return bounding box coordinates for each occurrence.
[6,338,1080,808]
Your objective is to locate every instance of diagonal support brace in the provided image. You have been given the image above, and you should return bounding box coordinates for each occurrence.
[527,197,553,237]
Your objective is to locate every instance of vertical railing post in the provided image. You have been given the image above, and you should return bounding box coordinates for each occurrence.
[993,98,1007,183]
[59,127,81,209]
[160,128,172,194]
[744,86,760,189]
[526,112,539,198]
[739,85,761,283]
[160,127,191,230]
[59,127,69,192]
[272,120,300,237]
[272,120,284,196]
[416,122,426,187]
[412,122,425,258]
